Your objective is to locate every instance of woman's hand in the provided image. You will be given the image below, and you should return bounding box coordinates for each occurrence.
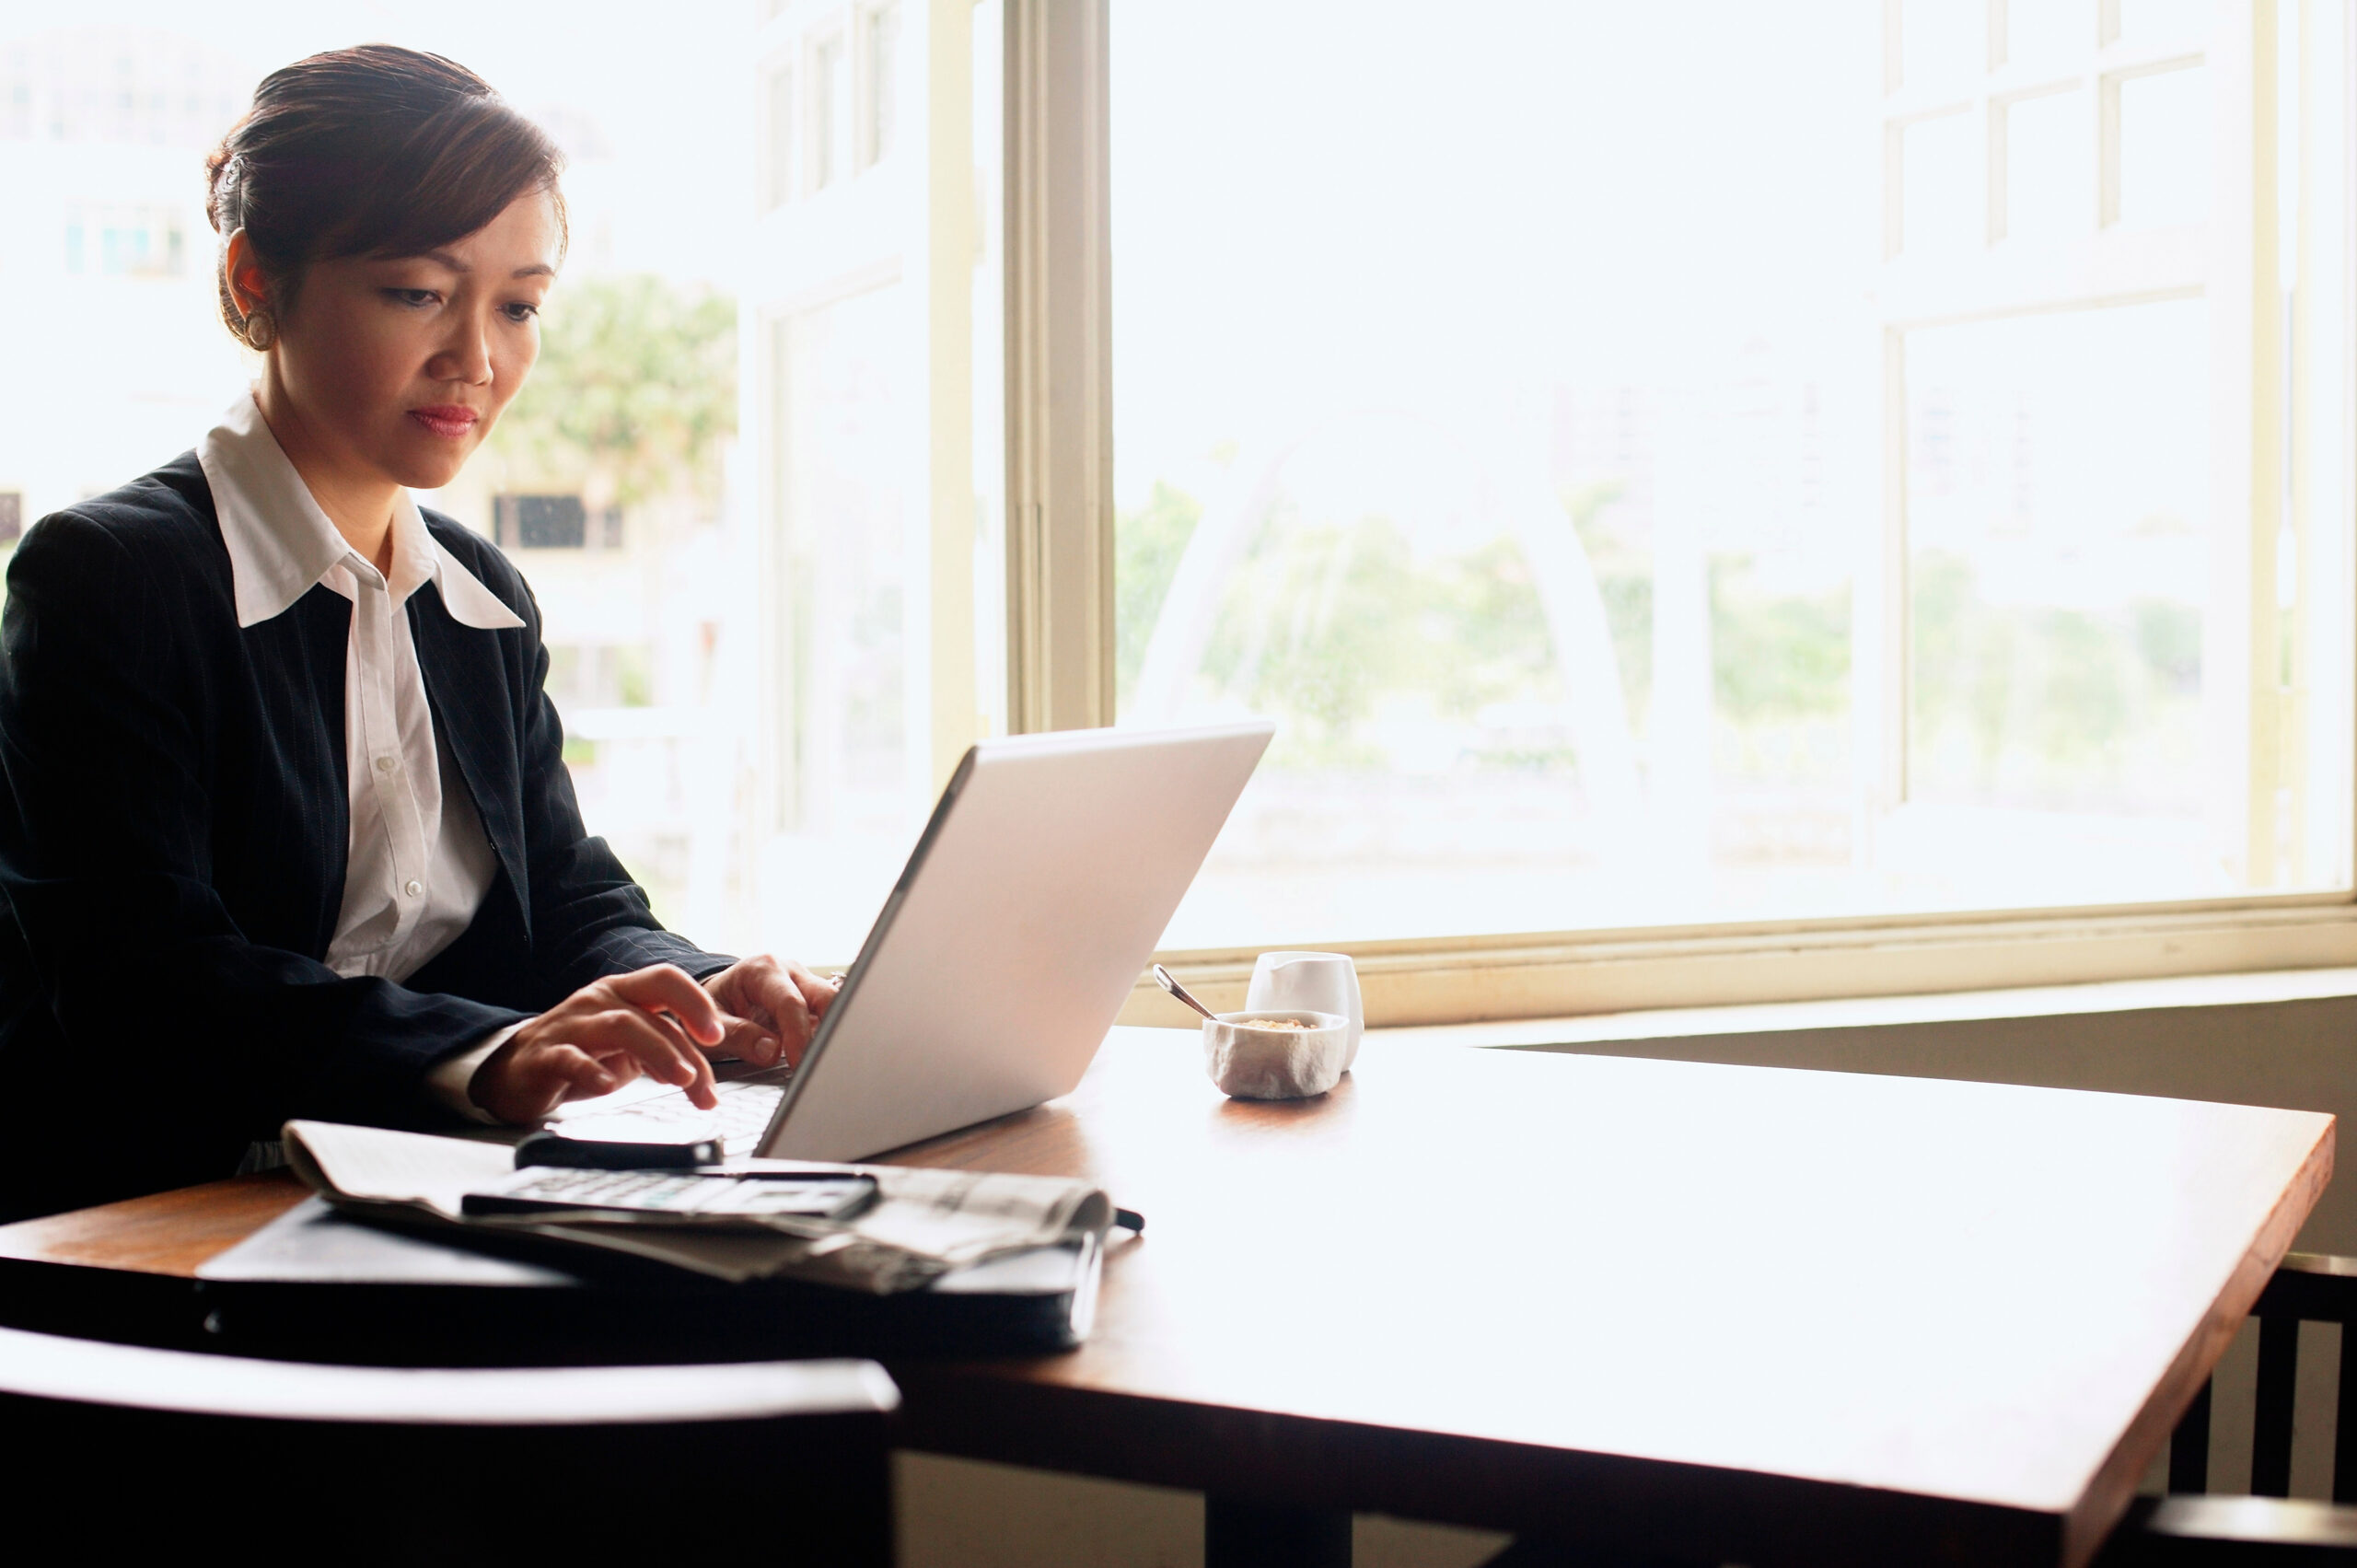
[702,954,841,1069]
[469,964,726,1124]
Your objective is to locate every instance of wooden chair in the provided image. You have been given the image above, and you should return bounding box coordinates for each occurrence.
[2096,1252,2357,1562]
[0,1323,898,1563]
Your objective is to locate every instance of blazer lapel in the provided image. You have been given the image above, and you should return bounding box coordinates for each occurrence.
[409,586,528,938]
[285,587,354,958]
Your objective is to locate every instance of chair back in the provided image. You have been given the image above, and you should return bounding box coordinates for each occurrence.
[2168,1252,2357,1502]
[2093,1253,2357,1562]
[0,1324,898,1563]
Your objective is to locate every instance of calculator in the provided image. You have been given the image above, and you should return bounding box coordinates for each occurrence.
[460,1166,877,1223]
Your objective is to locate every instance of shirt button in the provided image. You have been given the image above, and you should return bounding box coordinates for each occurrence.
[376,756,396,772]
[403,879,424,899]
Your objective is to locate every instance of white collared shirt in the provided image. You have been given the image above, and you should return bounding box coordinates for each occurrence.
[199,393,524,1112]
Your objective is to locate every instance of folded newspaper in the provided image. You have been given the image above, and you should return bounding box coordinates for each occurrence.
[282,1120,1119,1293]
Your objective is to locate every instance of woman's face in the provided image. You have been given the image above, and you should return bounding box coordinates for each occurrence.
[257,191,560,493]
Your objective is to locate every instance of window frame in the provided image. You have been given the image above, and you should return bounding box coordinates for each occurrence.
[807,18,851,193]
[993,0,2357,1028]
[759,53,796,212]
[856,0,903,172]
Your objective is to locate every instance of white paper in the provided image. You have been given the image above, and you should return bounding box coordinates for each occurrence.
[278,1121,1120,1292]
[281,1121,516,1220]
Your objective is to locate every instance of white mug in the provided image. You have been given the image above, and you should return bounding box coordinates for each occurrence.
[1244,951,1364,1069]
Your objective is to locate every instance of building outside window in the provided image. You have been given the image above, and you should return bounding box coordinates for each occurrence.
[493,494,590,552]
[861,2,900,170]
[809,27,849,192]
[761,62,795,212]
[63,203,184,276]
[0,27,251,526]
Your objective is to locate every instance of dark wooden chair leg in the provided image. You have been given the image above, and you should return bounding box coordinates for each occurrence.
[2171,1376,2213,1495]
[2340,1320,2357,1504]
[2256,1314,2302,1497]
[1204,1495,1351,1568]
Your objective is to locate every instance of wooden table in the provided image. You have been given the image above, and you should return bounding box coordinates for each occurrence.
[0,1029,2332,1568]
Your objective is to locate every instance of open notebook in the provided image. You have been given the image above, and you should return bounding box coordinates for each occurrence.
[271,1120,1122,1293]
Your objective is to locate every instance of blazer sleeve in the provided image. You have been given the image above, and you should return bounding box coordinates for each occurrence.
[0,512,529,1133]
[504,574,736,1003]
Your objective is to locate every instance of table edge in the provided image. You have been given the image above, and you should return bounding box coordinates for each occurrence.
[2060,1111,2338,1568]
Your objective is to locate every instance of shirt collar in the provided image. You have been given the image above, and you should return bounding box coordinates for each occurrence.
[197,392,524,633]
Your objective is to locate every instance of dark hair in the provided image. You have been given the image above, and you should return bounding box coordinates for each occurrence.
[203,44,565,340]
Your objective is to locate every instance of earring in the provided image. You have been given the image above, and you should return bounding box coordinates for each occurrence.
[243,309,275,351]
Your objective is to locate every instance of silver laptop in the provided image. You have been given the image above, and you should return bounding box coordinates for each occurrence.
[548,721,1273,1162]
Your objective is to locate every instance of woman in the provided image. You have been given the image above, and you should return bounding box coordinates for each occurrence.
[0,45,833,1221]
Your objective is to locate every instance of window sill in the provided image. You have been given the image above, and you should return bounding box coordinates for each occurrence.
[1121,965,2357,1050]
[1123,898,2357,1028]
[1361,965,2357,1051]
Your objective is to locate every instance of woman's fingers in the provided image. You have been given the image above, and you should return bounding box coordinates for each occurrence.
[761,968,816,1053]
[707,952,830,1065]
[786,959,841,1020]
[478,1041,616,1124]
[470,966,790,1125]
[589,1005,718,1109]
[715,1013,784,1067]
[540,1043,620,1106]
[607,963,726,1047]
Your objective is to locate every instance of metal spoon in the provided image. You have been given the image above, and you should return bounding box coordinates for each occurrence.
[1153,964,1219,1023]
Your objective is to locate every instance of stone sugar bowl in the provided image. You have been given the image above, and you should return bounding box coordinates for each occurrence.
[1202,1009,1352,1100]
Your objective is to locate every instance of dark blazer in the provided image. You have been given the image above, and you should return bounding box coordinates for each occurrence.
[0,452,729,1220]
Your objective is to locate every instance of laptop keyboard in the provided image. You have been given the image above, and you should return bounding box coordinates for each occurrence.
[552,1064,793,1156]
[480,1165,865,1218]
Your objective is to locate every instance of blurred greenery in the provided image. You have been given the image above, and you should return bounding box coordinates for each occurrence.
[487,273,737,506]
[1116,481,1202,704]
[1114,474,1868,779]
[1711,556,1849,724]
[615,645,654,708]
[1115,480,1569,770]
[1563,483,1650,730]
[1201,514,1562,768]
[2134,598,2202,692]
[1568,488,1853,739]
[1911,550,2201,807]
[1111,469,2204,828]
[845,585,907,761]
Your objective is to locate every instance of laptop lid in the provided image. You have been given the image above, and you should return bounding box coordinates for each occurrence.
[751,721,1274,1163]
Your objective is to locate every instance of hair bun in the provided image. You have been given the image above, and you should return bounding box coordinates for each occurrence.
[203,149,239,236]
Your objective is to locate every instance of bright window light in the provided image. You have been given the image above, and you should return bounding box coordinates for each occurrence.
[1113,0,2351,948]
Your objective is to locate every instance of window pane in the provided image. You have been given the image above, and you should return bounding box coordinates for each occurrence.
[2005,0,2088,72]
[1114,2,2351,948]
[1115,4,1885,944]
[763,63,795,210]
[1902,0,1988,91]
[2115,0,2213,49]
[2,28,251,505]
[813,32,847,189]
[749,1,1003,963]
[2004,88,2088,242]
[763,287,926,958]
[864,3,900,169]
[1903,303,2212,901]
[1903,109,1983,254]
[2117,64,2211,231]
